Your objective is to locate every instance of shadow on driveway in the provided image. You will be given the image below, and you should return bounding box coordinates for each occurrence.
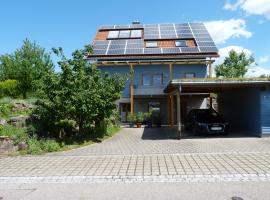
[141,127,258,140]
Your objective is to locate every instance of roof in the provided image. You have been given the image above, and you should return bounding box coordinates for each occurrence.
[86,22,219,61]
[164,78,270,93]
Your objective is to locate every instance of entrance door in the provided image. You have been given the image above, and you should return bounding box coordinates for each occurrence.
[120,103,131,122]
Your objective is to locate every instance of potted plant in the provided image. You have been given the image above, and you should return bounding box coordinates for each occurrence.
[127,114,136,128]
[136,112,144,128]
[144,111,152,128]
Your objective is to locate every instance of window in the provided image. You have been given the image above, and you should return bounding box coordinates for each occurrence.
[130,30,142,38]
[153,74,162,85]
[108,31,119,39]
[142,74,151,86]
[145,41,158,48]
[119,30,130,38]
[184,73,195,78]
[175,40,187,47]
[142,74,163,86]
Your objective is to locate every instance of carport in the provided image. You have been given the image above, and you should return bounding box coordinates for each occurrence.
[164,79,270,139]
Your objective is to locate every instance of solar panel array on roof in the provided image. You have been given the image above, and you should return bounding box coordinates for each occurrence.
[92,22,218,57]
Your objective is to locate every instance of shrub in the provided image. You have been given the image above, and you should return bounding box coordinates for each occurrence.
[27,136,43,154]
[41,139,61,152]
[0,80,20,98]
[136,112,144,124]
[0,124,28,144]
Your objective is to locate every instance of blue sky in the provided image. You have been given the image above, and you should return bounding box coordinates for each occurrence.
[0,0,270,75]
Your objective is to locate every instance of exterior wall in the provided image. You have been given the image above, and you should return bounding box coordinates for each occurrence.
[99,63,208,97]
[172,64,207,79]
[98,65,130,98]
[134,98,168,125]
[260,88,270,135]
[220,88,261,136]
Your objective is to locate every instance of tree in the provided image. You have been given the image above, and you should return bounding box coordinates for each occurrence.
[0,39,54,98]
[215,49,255,78]
[34,45,125,137]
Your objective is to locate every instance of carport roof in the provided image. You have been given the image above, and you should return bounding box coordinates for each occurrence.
[164,78,270,93]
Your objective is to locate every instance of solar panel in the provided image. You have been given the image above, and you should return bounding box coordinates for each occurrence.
[99,25,115,30]
[144,48,162,54]
[160,34,177,39]
[108,45,125,50]
[196,37,213,42]
[107,49,125,55]
[114,25,130,29]
[177,33,194,38]
[162,48,181,54]
[110,40,126,45]
[199,47,218,52]
[144,35,160,40]
[197,41,216,47]
[94,40,110,45]
[127,39,144,44]
[126,43,144,48]
[93,44,108,50]
[180,47,200,53]
[130,24,144,29]
[125,48,144,54]
[92,22,218,57]
[93,49,107,55]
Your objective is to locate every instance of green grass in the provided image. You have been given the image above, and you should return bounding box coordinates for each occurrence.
[0,124,28,144]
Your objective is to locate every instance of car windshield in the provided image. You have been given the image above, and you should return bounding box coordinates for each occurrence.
[195,110,220,121]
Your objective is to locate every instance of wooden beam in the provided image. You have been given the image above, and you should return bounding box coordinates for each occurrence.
[169,63,173,81]
[176,86,181,139]
[170,95,174,127]
[209,61,212,78]
[167,95,171,125]
[130,64,134,114]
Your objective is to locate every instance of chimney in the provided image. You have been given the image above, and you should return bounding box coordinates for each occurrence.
[132,20,140,25]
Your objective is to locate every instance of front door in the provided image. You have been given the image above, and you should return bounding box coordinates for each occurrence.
[120,103,131,122]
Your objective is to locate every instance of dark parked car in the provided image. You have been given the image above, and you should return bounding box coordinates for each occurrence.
[185,109,229,135]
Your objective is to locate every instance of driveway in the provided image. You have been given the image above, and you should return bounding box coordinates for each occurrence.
[1,128,270,184]
[53,127,270,156]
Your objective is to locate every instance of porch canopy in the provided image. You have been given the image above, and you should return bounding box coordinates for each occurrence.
[164,78,270,139]
[164,78,270,94]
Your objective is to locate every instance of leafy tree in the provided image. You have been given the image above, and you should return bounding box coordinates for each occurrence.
[34,45,125,137]
[215,49,255,78]
[0,39,54,98]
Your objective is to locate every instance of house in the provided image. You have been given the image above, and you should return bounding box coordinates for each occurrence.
[86,21,270,138]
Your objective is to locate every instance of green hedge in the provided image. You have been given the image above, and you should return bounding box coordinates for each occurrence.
[0,79,20,98]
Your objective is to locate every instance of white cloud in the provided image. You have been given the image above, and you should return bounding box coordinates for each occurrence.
[246,66,270,77]
[204,19,252,44]
[224,0,270,20]
[259,55,270,63]
[224,0,245,10]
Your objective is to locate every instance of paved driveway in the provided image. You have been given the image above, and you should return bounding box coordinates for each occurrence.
[53,127,270,156]
[1,128,270,184]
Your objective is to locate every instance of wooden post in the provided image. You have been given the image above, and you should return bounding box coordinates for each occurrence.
[130,64,134,114]
[209,61,212,78]
[170,95,174,127]
[176,86,181,139]
[169,63,173,80]
[167,96,171,125]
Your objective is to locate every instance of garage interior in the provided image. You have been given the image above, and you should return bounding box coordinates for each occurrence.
[164,79,270,139]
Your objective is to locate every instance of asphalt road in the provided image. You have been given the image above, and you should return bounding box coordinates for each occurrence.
[1,181,270,200]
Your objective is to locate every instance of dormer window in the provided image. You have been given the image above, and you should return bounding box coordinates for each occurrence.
[175,40,187,47]
[145,41,158,48]
[119,30,130,38]
[107,29,142,39]
[131,30,142,38]
[107,31,119,39]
